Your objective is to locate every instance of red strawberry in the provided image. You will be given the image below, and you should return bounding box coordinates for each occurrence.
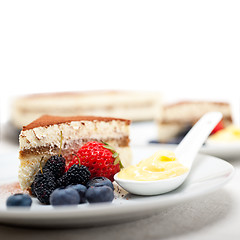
[211,120,224,135]
[66,141,123,181]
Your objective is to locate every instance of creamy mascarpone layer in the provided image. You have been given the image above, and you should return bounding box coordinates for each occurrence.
[20,120,129,150]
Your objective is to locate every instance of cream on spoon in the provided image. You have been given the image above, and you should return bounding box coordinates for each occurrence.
[114,112,223,195]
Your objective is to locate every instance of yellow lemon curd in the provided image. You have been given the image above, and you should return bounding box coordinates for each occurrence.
[209,125,240,142]
[117,150,188,181]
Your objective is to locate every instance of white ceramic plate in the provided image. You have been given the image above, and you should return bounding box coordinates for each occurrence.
[201,140,240,160]
[0,146,234,228]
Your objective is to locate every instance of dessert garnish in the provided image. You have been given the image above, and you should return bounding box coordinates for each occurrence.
[6,193,32,208]
[50,187,80,206]
[86,176,114,190]
[85,185,114,203]
[69,141,123,181]
[16,140,117,206]
[31,133,90,204]
[9,129,124,206]
[56,154,91,188]
[66,184,87,204]
[33,162,57,204]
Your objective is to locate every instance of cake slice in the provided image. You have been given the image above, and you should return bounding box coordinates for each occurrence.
[18,115,131,190]
[11,90,162,129]
[156,101,232,142]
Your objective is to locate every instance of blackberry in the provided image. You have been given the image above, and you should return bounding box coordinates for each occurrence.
[43,154,66,179]
[30,182,37,197]
[33,168,57,204]
[57,164,91,187]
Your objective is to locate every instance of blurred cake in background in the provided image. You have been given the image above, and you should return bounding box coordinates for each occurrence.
[156,101,232,143]
[11,91,162,129]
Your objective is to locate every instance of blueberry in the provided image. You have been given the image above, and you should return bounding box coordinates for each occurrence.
[6,193,32,208]
[50,188,80,206]
[67,184,87,204]
[86,177,114,191]
[86,186,114,203]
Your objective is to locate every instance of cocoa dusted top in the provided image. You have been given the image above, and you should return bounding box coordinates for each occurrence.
[22,115,131,131]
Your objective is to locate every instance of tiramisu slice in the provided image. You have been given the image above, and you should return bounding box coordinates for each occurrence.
[18,115,131,190]
[11,90,162,129]
[156,101,232,143]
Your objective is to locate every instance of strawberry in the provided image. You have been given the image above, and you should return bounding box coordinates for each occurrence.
[66,141,123,181]
[211,120,224,135]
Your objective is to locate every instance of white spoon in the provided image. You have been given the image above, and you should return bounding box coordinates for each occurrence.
[114,112,223,195]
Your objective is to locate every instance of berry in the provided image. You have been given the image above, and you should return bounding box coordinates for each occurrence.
[86,177,114,191]
[69,141,123,181]
[211,120,224,135]
[50,188,80,206]
[6,193,32,207]
[57,164,91,188]
[43,154,66,179]
[33,168,57,204]
[30,182,37,197]
[67,184,87,203]
[86,186,114,203]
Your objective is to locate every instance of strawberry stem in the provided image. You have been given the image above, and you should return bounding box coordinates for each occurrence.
[72,153,81,166]
[59,131,63,157]
[101,141,124,169]
[39,156,44,174]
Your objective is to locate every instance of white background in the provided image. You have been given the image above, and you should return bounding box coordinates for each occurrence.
[0,0,240,123]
